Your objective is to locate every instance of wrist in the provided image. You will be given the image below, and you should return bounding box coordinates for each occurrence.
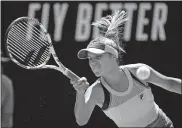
[77,87,88,95]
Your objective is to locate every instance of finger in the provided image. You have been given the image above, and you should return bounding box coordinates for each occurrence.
[73,81,85,89]
[80,77,87,82]
[71,78,82,86]
[73,77,89,92]
[70,80,74,84]
[76,82,89,91]
[76,86,86,94]
[73,77,87,87]
[73,83,79,88]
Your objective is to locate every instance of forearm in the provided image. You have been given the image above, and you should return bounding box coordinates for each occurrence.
[74,93,90,125]
[169,77,181,94]
[147,67,181,95]
[75,93,86,117]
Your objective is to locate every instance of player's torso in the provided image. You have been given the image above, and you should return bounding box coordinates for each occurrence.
[96,66,159,127]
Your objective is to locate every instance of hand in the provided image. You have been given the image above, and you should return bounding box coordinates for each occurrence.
[70,77,89,94]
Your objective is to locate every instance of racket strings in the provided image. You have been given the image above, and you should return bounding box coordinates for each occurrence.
[9,24,48,65]
[7,19,50,67]
[20,21,48,43]
[9,29,42,53]
[14,22,47,48]
[9,25,47,56]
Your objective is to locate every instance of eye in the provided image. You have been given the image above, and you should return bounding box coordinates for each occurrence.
[87,57,92,60]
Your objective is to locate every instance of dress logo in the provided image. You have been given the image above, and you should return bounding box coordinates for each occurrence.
[139,93,144,100]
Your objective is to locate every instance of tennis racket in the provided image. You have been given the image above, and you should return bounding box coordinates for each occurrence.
[5,17,80,82]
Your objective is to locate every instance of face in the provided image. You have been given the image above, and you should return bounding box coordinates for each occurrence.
[87,52,114,77]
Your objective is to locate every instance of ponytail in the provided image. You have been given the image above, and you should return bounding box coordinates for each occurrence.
[92,10,129,64]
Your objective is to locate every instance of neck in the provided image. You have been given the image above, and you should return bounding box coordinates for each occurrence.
[101,65,129,92]
[102,66,123,85]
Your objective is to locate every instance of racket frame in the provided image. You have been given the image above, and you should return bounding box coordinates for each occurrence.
[5,17,80,81]
[5,17,52,70]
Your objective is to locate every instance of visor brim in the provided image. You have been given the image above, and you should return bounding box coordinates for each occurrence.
[77,48,105,59]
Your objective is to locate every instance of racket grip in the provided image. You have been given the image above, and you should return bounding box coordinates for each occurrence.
[65,68,80,82]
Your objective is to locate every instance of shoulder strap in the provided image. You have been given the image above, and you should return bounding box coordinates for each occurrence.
[99,69,149,110]
[100,79,110,110]
[128,70,149,88]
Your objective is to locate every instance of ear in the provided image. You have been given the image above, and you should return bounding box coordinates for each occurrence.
[113,55,120,65]
[112,55,117,59]
[107,53,114,58]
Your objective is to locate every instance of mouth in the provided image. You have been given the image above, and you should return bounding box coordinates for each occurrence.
[92,67,101,76]
[91,65,100,71]
[92,70,100,76]
[90,62,101,73]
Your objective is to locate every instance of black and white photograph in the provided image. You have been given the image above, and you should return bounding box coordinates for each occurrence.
[1,1,181,128]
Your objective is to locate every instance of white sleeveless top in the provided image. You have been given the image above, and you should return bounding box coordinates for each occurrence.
[100,66,159,127]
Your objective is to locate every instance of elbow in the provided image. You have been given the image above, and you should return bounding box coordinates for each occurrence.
[76,118,88,126]
[75,114,89,126]
[77,120,87,126]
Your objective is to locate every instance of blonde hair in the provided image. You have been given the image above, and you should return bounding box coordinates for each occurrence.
[91,10,129,64]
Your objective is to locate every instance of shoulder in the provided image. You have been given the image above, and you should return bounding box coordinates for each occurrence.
[1,74,13,93]
[120,63,148,70]
[120,63,150,73]
[2,74,12,85]
[120,63,151,83]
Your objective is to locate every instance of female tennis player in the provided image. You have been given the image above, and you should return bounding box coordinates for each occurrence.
[71,10,181,127]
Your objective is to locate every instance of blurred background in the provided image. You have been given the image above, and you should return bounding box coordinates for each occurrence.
[1,1,181,128]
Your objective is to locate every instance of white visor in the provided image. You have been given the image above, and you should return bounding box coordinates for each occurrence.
[77,44,118,59]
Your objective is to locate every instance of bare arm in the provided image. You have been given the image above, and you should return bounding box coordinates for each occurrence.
[72,78,104,126]
[147,66,181,94]
[74,92,96,126]
[75,94,95,126]
[126,63,181,94]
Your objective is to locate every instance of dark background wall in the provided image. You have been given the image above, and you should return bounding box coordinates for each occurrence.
[1,1,181,128]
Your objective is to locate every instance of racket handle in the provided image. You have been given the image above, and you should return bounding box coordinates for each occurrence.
[65,68,80,82]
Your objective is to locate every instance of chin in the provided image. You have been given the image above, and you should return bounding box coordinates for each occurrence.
[93,71,101,77]
[95,74,101,77]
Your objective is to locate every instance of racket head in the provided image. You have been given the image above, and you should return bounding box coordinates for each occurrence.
[5,17,52,69]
